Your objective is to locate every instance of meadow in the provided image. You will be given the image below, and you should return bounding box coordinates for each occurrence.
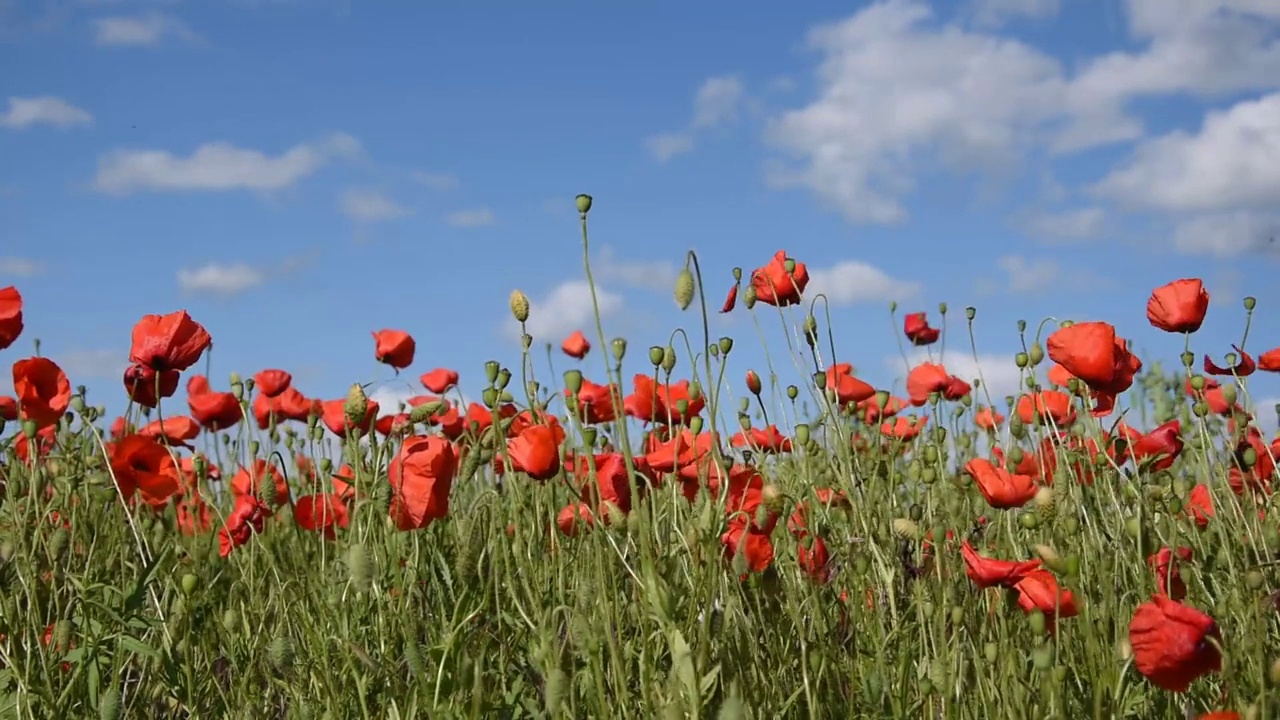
[0,195,1274,719]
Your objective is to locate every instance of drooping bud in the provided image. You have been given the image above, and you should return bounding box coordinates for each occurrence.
[674,267,696,311]
[661,346,676,374]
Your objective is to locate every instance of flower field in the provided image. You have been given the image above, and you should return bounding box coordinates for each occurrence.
[1,196,1278,719]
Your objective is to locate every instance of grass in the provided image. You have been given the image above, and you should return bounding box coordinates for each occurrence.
[0,200,1274,719]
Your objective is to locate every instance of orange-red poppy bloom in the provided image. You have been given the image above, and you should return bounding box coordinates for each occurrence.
[1203,345,1255,377]
[1259,348,1280,372]
[128,310,211,372]
[293,493,350,540]
[219,494,270,558]
[1128,595,1222,692]
[12,357,71,429]
[825,363,876,407]
[1045,321,1142,395]
[1148,546,1193,600]
[566,378,621,425]
[0,395,16,421]
[903,312,940,346]
[109,434,182,509]
[964,457,1037,509]
[506,424,565,481]
[186,375,242,431]
[372,329,415,370]
[420,368,459,394]
[624,374,705,425]
[253,369,292,397]
[1014,569,1079,626]
[561,330,590,359]
[230,459,290,507]
[0,286,23,351]
[1146,278,1209,334]
[137,415,201,448]
[724,250,809,310]
[388,435,459,531]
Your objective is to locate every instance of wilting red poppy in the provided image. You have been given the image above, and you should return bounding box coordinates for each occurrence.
[1046,321,1142,396]
[1128,595,1222,692]
[129,310,211,372]
[186,375,242,431]
[960,541,1042,589]
[420,368,459,394]
[138,415,201,448]
[372,329,415,370]
[0,286,23,351]
[561,330,590,359]
[1146,279,1209,334]
[109,434,182,509]
[506,424,565,481]
[388,435,459,531]
[720,520,775,574]
[1204,345,1255,377]
[12,357,71,429]
[218,494,270,558]
[253,369,292,397]
[1148,547,1193,600]
[903,312,940,346]
[964,457,1037,509]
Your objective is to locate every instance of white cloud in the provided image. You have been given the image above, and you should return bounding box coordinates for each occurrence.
[93,133,361,195]
[692,76,745,129]
[512,280,624,344]
[1021,206,1106,240]
[176,262,265,296]
[805,260,920,306]
[996,254,1060,294]
[52,348,127,381]
[1171,212,1280,257]
[93,13,199,47]
[0,96,93,129]
[0,257,43,277]
[645,132,695,163]
[411,171,459,191]
[594,245,680,293]
[766,0,1280,225]
[889,350,1027,401]
[367,384,418,417]
[340,188,409,222]
[646,75,745,162]
[1093,93,1280,213]
[446,208,495,228]
[970,0,1060,27]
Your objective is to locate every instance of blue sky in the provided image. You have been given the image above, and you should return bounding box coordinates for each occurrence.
[2,0,1279,433]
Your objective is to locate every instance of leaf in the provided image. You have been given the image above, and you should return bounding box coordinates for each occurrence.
[123,545,174,617]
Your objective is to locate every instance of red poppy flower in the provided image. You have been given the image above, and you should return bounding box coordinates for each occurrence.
[561,330,590,359]
[12,357,71,429]
[372,329,415,370]
[1128,595,1222,692]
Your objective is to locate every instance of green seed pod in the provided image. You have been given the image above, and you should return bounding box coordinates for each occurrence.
[795,424,810,445]
[221,608,240,635]
[181,573,200,596]
[1028,609,1047,636]
[661,346,677,374]
[1028,343,1044,367]
[509,290,530,323]
[648,346,665,367]
[612,338,627,363]
[786,384,798,400]
[718,336,733,355]
[575,194,593,214]
[965,306,976,321]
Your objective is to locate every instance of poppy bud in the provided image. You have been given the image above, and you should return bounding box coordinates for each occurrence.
[580,426,597,447]
[795,423,810,445]
[738,397,750,413]
[1015,352,1029,369]
[743,285,757,309]
[509,290,530,323]
[786,385,798,401]
[180,573,200,596]
[889,300,897,313]
[674,268,696,311]
[1245,296,1257,311]
[965,306,976,321]
[482,388,500,409]
[732,267,742,282]
[661,346,676,374]
[1018,513,1038,529]
[575,194,592,214]
[937,302,947,316]
[648,346,664,367]
[745,370,762,395]
[891,518,919,540]
[267,636,294,672]
[984,643,999,664]
[346,542,371,592]
[687,381,702,402]
[1027,343,1044,367]
[1246,569,1265,590]
[1220,384,1237,406]
[496,367,512,391]
[674,399,688,417]
[484,360,500,385]
[99,687,121,720]
[718,336,733,355]
[688,416,703,435]
[22,418,36,439]
[738,413,750,431]
[611,338,627,362]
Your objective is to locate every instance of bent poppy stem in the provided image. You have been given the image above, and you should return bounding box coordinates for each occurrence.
[683,250,725,470]
[806,292,838,371]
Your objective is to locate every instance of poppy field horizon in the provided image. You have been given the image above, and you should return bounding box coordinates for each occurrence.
[1,196,1278,719]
